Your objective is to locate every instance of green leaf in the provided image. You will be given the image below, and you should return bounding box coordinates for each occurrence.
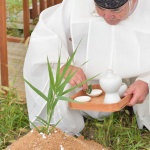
[47,57,55,111]
[62,74,100,95]
[56,96,74,102]
[86,84,92,94]
[48,119,61,134]
[56,96,82,103]
[57,41,81,86]
[24,79,49,102]
[36,116,48,126]
[57,67,77,95]
[47,57,55,92]
[47,105,55,121]
[55,55,61,87]
[29,121,41,133]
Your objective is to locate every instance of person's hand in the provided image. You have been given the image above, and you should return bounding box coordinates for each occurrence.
[123,80,149,106]
[60,65,88,91]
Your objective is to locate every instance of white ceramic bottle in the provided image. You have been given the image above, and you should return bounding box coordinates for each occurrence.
[118,82,128,98]
[99,70,122,104]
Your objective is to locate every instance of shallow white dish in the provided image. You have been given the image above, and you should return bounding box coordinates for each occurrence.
[74,96,91,102]
[86,89,103,97]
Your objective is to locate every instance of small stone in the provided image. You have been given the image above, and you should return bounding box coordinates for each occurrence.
[31,130,34,133]
[40,132,47,139]
[60,145,64,150]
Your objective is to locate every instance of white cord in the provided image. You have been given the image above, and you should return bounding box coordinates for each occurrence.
[128,0,138,16]
[128,0,133,15]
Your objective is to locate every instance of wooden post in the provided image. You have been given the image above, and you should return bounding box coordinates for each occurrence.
[0,0,8,86]
[23,0,30,40]
[47,0,51,7]
[55,0,62,4]
[40,0,46,12]
[47,0,55,7]
[32,0,39,19]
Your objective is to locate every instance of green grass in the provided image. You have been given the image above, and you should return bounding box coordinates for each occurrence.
[0,86,29,150]
[6,0,34,37]
[82,107,150,150]
[0,86,150,150]
[6,0,22,16]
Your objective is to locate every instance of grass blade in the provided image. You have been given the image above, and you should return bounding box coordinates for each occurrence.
[29,121,41,133]
[24,79,49,101]
[55,55,61,87]
[62,74,100,95]
[57,68,77,95]
[56,96,75,102]
[48,119,61,134]
[47,57,55,92]
[57,43,80,86]
[36,116,48,126]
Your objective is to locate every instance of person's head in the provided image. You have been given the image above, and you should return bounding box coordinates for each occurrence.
[94,0,137,25]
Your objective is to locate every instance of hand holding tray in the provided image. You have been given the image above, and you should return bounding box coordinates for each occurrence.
[69,84,132,112]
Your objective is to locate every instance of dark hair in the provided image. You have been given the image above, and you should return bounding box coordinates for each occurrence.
[94,0,128,9]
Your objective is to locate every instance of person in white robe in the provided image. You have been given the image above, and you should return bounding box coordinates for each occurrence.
[23,0,150,135]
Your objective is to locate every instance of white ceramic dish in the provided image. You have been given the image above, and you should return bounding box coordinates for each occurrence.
[86,89,103,97]
[74,96,91,102]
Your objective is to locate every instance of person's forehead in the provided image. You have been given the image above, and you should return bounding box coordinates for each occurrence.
[94,0,128,9]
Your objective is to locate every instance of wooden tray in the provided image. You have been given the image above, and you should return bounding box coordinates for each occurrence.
[69,84,132,112]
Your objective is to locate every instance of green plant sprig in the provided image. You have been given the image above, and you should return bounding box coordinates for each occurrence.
[24,45,99,135]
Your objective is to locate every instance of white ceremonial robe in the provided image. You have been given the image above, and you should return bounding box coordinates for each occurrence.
[23,0,150,134]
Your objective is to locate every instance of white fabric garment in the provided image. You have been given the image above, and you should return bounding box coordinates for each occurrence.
[71,0,150,78]
[23,0,150,134]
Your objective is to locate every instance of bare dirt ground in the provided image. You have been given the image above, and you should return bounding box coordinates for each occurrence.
[6,128,107,150]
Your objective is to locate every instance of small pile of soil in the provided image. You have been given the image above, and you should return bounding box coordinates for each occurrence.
[6,128,107,150]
